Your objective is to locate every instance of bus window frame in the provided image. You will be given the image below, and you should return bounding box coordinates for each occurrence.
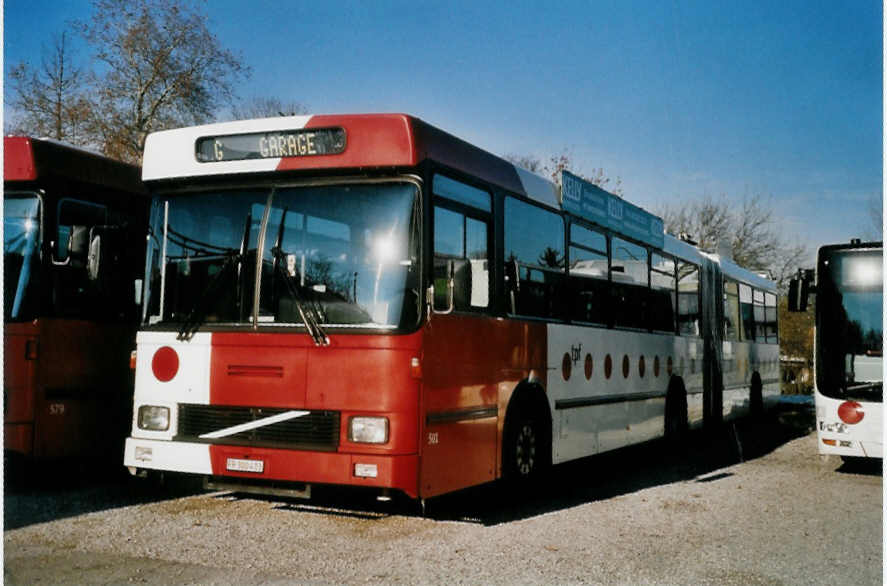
[566,219,610,327]
[53,197,108,265]
[650,251,678,335]
[503,194,567,322]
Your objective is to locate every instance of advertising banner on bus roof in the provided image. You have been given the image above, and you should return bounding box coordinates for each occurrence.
[560,170,664,249]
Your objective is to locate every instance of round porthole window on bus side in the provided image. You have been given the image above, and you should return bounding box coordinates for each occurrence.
[562,353,572,382]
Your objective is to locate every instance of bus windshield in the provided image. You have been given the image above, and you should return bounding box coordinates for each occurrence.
[817,248,883,401]
[144,182,420,332]
[4,195,41,321]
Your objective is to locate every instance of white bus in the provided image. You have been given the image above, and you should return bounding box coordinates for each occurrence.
[790,240,882,460]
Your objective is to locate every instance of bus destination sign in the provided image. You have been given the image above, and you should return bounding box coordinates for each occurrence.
[195,127,346,163]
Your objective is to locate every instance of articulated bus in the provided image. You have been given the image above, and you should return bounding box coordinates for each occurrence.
[4,137,148,465]
[790,241,882,460]
[123,114,780,501]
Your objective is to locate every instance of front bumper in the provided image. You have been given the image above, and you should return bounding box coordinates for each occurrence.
[123,437,420,498]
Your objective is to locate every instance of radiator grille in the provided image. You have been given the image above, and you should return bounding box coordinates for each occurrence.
[176,404,340,451]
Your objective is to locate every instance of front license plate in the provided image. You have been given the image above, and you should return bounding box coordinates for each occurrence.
[226,458,264,473]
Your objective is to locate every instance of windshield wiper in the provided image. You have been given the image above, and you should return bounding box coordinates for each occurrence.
[846,381,883,393]
[270,246,330,346]
[176,250,241,341]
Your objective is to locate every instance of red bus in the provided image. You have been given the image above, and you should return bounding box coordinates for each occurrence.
[4,137,148,465]
[123,114,779,501]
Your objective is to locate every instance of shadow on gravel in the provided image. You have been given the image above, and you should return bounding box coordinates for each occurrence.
[242,403,817,526]
[7,404,815,530]
[421,404,816,525]
[836,457,883,476]
[4,463,205,530]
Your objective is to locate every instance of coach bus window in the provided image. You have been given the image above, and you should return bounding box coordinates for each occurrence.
[612,237,649,329]
[260,183,419,327]
[765,292,778,342]
[724,280,741,341]
[432,176,491,312]
[53,198,109,318]
[56,199,107,264]
[569,223,609,325]
[504,197,565,319]
[650,253,677,333]
[753,289,766,341]
[739,283,755,340]
[146,190,266,327]
[433,207,489,310]
[4,195,41,321]
[677,261,700,336]
[432,174,491,212]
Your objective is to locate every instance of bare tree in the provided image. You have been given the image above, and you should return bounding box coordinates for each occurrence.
[504,149,623,195]
[6,32,91,142]
[659,193,807,291]
[230,97,309,121]
[77,0,250,162]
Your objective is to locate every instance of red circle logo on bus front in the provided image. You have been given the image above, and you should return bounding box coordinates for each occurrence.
[837,401,864,425]
[152,346,180,382]
[562,353,572,381]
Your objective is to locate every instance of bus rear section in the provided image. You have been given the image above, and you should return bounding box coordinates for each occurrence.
[4,137,147,466]
[811,242,882,459]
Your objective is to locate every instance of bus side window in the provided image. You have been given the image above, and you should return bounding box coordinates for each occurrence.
[739,283,754,340]
[53,199,108,318]
[724,279,741,341]
[504,196,565,319]
[611,236,649,330]
[432,175,491,313]
[651,253,676,333]
[753,289,766,341]
[569,223,609,326]
[765,292,778,343]
[677,261,700,336]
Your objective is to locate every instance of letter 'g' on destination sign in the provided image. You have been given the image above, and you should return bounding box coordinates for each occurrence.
[195,128,346,162]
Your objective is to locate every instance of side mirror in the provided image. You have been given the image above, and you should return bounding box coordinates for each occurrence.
[432,258,455,314]
[52,225,90,267]
[787,269,813,312]
[87,233,102,281]
[505,259,520,314]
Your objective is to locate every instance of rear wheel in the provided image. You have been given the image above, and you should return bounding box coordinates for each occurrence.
[664,376,688,440]
[749,372,764,418]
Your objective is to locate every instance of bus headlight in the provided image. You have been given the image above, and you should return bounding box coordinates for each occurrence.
[349,416,389,444]
[138,405,170,431]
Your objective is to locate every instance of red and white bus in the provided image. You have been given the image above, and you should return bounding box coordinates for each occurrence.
[4,137,148,465]
[790,240,882,460]
[123,114,780,500]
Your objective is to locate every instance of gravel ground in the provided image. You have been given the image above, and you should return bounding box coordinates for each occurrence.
[4,405,882,585]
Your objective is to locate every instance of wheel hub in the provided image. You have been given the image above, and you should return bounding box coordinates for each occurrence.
[515,423,536,476]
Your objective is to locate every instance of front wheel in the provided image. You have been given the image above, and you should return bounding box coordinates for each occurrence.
[503,407,550,481]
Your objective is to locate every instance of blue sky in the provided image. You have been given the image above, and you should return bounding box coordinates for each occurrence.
[4,1,882,260]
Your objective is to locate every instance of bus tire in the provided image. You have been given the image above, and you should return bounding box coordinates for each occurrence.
[502,391,551,483]
[664,376,689,440]
[750,372,764,419]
